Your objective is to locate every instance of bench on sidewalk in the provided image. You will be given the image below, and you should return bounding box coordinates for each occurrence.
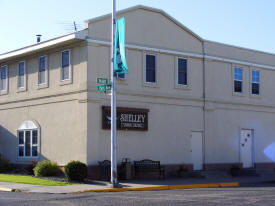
[98,160,111,181]
[134,159,165,179]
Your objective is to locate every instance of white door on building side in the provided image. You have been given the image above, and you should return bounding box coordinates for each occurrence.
[191,132,203,170]
[240,129,253,168]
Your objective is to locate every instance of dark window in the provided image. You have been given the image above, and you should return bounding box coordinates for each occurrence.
[32,130,38,144]
[39,56,46,72]
[25,131,31,157]
[18,131,24,157]
[19,131,24,144]
[32,146,38,157]
[146,54,156,83]
[234,67,243,93]
[38,56,46,84]
[251,70,260,95]
[1,66,7,79]
[18,62,25,76]
[19,146,24,157]
[234,81,242,93]
[178,58,187,85]
[32,130,38,157]
[0,66,7,91]
[18,129,38,157]
[62,51,69,68]
[252,83,259,95]
[61,51,70,80]
[117,73,125,79]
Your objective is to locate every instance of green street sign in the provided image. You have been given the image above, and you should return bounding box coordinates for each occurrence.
[97,78,110,85]
[97,84,111,92]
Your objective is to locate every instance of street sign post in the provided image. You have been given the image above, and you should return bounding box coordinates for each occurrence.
[96,0,127,188]
[97,78,111,85]
[96,78,111,92]
[97,84,111,92]
[110,0,118,188]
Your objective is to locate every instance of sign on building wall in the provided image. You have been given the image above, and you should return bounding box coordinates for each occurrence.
[102,106,149,131]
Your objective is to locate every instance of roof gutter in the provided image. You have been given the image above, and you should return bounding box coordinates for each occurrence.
[0,29,88,62]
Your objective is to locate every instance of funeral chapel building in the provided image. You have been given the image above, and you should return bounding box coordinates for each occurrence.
[1,5,275,178]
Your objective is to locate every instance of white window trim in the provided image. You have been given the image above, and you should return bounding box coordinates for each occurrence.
[38,55,49,89]
[16,120,40,161]
[175,57,190,90]
[17,60,27,92]
[0,65,8,95]
[60,49,73,85]
[17,130,39,159]
[250,69,261,98]
[232,66,244,96]
[143,53,158,87]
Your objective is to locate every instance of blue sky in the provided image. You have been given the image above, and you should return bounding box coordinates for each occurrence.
[1,0,275,54]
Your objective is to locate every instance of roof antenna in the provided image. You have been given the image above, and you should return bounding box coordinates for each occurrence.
[74,21,77,32]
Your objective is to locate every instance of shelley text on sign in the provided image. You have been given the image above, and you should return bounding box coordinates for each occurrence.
[102,106,149,131]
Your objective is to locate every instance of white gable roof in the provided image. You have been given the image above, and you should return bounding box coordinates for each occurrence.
[18,120,39,130]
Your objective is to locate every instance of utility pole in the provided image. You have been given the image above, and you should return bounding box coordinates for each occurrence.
[110,0,118,188]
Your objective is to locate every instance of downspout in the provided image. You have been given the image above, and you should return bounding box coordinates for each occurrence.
[202,41,206,170]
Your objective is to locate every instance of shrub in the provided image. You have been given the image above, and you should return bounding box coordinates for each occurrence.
[34,161,61,177]
[64,161,87,181]
[0,154,12,173]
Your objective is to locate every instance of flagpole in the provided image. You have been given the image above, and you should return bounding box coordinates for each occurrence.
[111,0,118,188]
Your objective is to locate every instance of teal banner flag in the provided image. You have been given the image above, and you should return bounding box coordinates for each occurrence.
[114,17,128,74]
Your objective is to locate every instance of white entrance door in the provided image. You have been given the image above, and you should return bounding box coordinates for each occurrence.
[240,129,253,168]
[191,132,203,170]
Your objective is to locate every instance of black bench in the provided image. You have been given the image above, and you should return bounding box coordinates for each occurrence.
[98,160,111,181]
[134,159,165,179]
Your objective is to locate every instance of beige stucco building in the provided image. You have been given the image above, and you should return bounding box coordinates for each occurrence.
[1,5,275,177]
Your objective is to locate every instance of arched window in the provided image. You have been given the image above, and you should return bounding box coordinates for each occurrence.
[17,120,39,158]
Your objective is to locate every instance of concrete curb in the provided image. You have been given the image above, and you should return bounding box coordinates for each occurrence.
[0,182,239,194]
[0,187,21,192]
[75,182,239,193]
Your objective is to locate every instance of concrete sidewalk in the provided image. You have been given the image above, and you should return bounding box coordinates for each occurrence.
[0,170,275,194]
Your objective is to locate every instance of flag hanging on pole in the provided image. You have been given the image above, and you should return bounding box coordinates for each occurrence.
[114,17,128,74]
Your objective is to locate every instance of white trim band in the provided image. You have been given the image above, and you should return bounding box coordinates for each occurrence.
[87,38,275,71]
[205,55,275,70]
[87,39,203,59]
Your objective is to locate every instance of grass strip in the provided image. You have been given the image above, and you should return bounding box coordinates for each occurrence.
[0,174,71,186]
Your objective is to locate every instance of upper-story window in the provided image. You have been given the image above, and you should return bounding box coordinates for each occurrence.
[18,61,25,88]
[61,50,70,81]
[234,67,243,93]
[38,56,46,85]
[177,58,187,85]
[117,73,125,79]
[251,70,260,95]
[0,65,7,91]
[145,54,156,83]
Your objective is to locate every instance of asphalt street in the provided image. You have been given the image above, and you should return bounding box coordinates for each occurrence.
[1,185,275,206]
